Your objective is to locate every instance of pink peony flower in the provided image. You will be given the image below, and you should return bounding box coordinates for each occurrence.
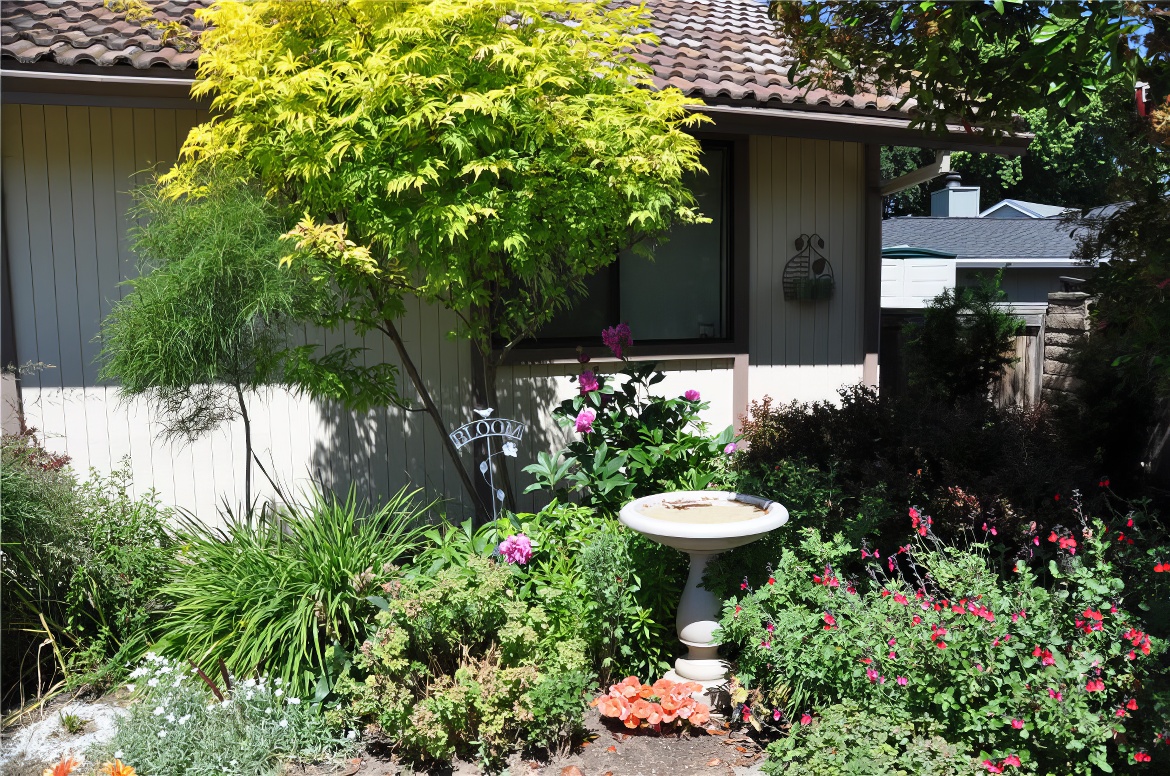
[578,370,600,394]
[601,323,633,360]
[575,408,597,433]
[684,389,701,402]
[497,533,532,565]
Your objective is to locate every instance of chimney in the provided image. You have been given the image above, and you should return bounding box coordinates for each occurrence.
[930,173,980,217]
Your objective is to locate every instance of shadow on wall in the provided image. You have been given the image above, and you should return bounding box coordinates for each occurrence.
[310,366,566,522]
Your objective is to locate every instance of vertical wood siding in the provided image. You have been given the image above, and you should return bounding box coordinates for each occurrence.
[2,105,741,522]
[747,136,866,403]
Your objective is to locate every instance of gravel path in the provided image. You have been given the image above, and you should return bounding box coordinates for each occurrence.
[0,699,127,775]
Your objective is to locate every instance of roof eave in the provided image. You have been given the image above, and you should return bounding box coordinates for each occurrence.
[693,104,1032,155]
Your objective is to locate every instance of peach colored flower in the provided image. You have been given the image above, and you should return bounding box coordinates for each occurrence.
[645,702,665,725]
[43,757,79,776]
[623,714,640,729]
[631,698,654,719]
[676,703,694,719]
[597,694,629,720]
[637,683,655,699]
[689,703,711,726]
[652,678,674,698]
[660,694,681,713]
[615,676,641,699]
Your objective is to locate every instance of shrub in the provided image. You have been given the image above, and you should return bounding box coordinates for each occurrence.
[718,514,1168,774]
[730,386,1092,551]
[410,503,685,685]
[157,487,426,698]
[764,701,972,776]
[904,272,1025,403]
[90,653,350,776]
[524,360,736,513]
[0,432,173,701]
[339,555,591,766]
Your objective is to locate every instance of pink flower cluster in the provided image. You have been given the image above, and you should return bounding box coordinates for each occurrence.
[497,533,532,565]
[579,370,600,394]
[982,754,1022,772]
[601,323,633,360]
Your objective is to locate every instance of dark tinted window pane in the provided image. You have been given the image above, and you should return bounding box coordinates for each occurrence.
[620,146,728,340]
[528,143,730,345]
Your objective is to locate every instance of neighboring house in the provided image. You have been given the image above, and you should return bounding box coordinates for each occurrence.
[879,174,1094,404]
[0,0,1025,520]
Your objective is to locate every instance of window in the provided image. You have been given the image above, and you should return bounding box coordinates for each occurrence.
[519,141,737,353]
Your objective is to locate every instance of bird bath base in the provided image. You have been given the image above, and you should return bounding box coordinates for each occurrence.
[618,492,789,706]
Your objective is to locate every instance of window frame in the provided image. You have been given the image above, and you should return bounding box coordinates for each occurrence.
[499,133,750,364]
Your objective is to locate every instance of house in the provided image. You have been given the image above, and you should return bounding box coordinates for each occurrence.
[0,0,1027,519]
[879,174,1094,404]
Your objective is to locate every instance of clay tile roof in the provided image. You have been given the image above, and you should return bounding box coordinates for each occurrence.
[1,0,207,71]
[2,0,910,116]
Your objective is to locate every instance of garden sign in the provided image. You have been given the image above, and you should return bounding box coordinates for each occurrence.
[450,409,526,520]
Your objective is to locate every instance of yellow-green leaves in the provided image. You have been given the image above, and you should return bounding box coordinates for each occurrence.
[175,0,707,361]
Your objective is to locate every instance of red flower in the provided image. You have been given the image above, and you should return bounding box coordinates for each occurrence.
[1134,751,1152,763]
[1048,532,1058,543]
[1127,697,1139,711]
[767,576,776,585]
[983,761,1004,774]
[822,612,837,629]
[1011,718,1024,729]
[936,641,947,649]
[800,713,812,725]
[912,615,922,625]
[1003,754,1021,768]
[1086,679,1105,692]
[1054,493,1061,502]
[1157,562,1168,573]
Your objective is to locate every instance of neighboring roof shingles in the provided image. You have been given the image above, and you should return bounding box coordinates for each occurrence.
[2,0,910,116]
[882,217,1083,261]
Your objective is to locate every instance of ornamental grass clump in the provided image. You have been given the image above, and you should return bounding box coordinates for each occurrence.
[90,653,350,776]
[157,487,427,697]
[719,509,1168,774]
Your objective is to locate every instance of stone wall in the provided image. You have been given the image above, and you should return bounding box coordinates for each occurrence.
[1041,291,1094,403]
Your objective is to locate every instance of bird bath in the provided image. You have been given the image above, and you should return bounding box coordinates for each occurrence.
[619,491,789,699]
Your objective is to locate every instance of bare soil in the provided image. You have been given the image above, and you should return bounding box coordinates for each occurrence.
[287,709,767,776]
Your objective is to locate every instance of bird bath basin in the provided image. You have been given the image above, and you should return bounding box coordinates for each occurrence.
[619,491,788,697]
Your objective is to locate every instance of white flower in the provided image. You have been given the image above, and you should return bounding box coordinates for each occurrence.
[172,677,183,687]
[274,678,283,686]
[166,713,176,723]
[126,684,136,693]
[130,666,149,679]
[346,730,357,740]
[265,707,273,715]
[178,715,191,725]
[147,678,159,687]
[243,678,256,689]
[114,751,124,760]
[145,651,159,661]
[245,692,254,701]
[158,730,168,738]
[287,697,301,705]
[152,706,165,716]
[279,719,289,728]
[220,698,233,707]
[230,761,238,767]
[274,688,284,698]
[501,441,518,457]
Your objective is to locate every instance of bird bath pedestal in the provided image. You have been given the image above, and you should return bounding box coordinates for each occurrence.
[618,491,789,701]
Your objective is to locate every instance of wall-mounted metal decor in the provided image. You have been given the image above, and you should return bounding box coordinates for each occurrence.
[450,408,526,521]
[782,233,835,302]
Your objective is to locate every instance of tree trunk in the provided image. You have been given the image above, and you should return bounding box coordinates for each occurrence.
[381,316,489,517]
[234,382,253,511]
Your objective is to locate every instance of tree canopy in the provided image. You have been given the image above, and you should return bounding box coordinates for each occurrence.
[770,1,1142,134]
[164,0,709,511]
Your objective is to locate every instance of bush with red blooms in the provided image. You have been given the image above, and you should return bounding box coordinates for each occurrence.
[719,506,1169,774]
[591,676,712,732]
